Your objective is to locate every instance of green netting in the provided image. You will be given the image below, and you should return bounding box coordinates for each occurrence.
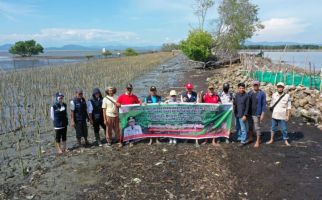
[248,70,321,91]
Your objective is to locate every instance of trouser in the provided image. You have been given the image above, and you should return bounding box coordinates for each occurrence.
[55,127,67,143]
[93,119,106,141]
[271,118,289,140]
[106,116,121,142]
[75,121,88,139]
[248,115,261,136]
[235,117,248,143]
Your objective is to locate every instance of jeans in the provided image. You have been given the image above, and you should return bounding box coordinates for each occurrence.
[271,118,289,140]
[235,117,248,143]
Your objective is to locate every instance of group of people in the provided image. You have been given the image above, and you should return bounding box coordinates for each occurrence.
[50,80,292,154]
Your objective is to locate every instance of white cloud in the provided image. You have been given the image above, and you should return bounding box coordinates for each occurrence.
[253,17,310,41]
[0,28,140,45]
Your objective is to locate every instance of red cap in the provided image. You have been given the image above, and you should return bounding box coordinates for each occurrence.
[185,83,193,89]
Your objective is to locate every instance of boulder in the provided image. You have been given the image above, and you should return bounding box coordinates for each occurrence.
[298,98,308,107]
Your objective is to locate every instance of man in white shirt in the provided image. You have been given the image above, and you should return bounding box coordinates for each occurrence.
[267,82,291,146]
[123,117,143,139]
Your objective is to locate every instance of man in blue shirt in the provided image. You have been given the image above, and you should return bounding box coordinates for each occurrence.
[248,81,266,148]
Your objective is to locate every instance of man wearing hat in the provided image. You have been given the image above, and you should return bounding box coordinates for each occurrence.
[70,89,93,147]
[102,86,122,147]
[50,92,68,154]
[144,86,162,145]
[267,82,291,146]
[117,84,141,147]
[166,90,179,145]
[181,83,198,103]
[117,83,141,105]
[248,80,267,148]
[123,116,143,138]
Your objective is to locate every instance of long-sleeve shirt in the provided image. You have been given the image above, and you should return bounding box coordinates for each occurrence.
[234,92,250,118]
[248,90,266,116]
[270,92,291,120]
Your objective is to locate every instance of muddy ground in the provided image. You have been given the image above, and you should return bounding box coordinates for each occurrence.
[1,54,322,200]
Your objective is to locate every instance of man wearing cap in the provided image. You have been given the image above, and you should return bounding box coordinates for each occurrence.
[88,88,106,146]
[70,89,93,147]
[234,83,250,146]
[199,84,221,146]
[102,86,122,147]
[123,116,143,138]
[248,80,266,148]
[267,82,291,146]
[181,83,198,103]
[144,86,162,145]
[50,92,68,154]
[117,84,141,147]
[117,83,141,105]
[166,90,179,145]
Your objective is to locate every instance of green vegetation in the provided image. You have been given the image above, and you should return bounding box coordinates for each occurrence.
[179,30,213,62]
[243,44,322,50]
[124,48,138,56]
[85,55,94,60]
[214,0,264,54]
[161,43,179,52]
[9,40,44,57]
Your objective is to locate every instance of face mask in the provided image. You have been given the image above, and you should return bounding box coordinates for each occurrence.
[129,121,135,126]
[170,97,176,101]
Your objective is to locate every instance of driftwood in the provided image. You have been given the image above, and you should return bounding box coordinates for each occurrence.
[205,56,240,68]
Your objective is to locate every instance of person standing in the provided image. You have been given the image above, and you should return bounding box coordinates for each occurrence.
[102,86,122,147]
[267,82,291,146]
[70,89,93,147]
[89,88,106,146]
[248,81,266,148]
[50,92,68,154]
[117,83,141,147]
[181,83,200,147]
[198,84,221,146]
[144,86,162,145]
[219,83,234,104]
[234,83,250,146]
[166,90,179,145]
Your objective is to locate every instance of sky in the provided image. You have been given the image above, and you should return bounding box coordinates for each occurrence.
[0,0,321,47]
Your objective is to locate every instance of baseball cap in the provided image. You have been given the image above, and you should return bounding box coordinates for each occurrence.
[150,86,157,91]
[185,83,193,89]
[56,92,64,97]
[169,90,177,96]
[252,80,260,85]
[277,82,285,87]
[126,83,133,89]
[128,116,135,122]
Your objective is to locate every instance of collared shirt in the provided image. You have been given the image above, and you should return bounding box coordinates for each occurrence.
[102,95,118,117]
[270,92,291,120]
[124,125,143,137]
[117,93,140,105]
[234,92,250,118]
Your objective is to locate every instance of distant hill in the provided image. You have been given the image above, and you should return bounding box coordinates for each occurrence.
[244,41,302,46]
[0,44,12,51]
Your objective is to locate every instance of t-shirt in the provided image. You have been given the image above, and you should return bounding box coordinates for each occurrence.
[102,95,118,117]
[117,93,140,105]
[202,92,221,103]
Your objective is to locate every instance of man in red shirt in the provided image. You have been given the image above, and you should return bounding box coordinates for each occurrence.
[199,84,221,104]
[117,83,141,147]
[199,84,221,146]
[117,83,141,105]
